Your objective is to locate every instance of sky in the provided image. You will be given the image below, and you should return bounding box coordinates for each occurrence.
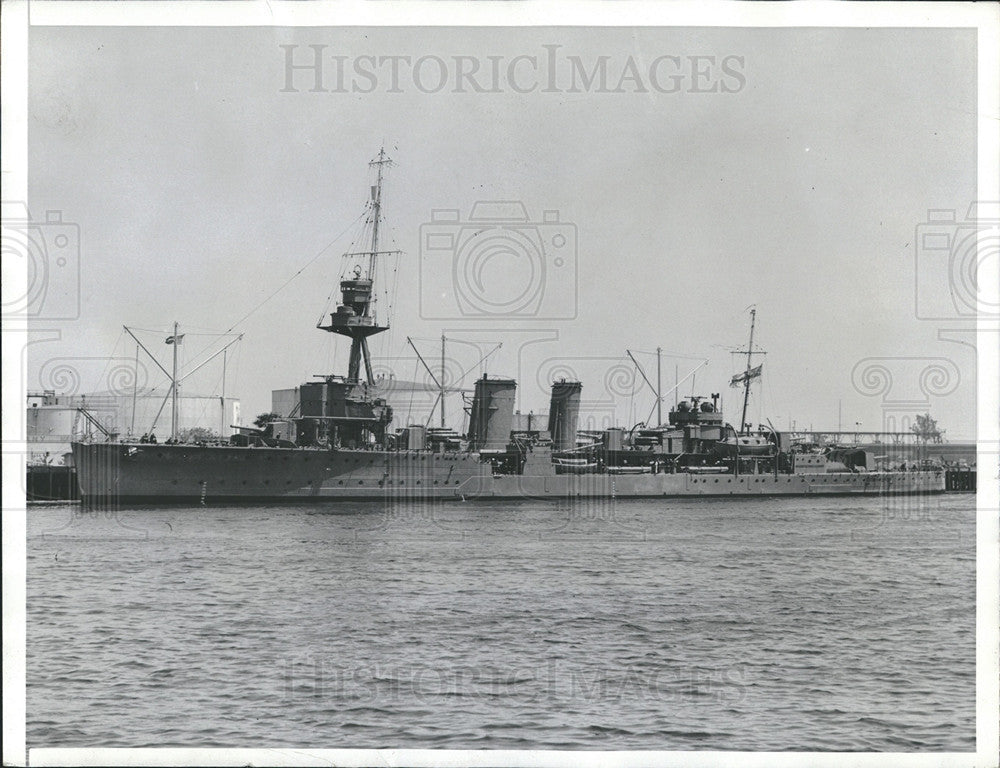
[24,25,979,439]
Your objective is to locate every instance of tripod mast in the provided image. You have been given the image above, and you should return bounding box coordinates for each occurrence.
[317,148,399,385]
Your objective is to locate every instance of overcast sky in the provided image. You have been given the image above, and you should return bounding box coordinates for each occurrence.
[26,25,978,439]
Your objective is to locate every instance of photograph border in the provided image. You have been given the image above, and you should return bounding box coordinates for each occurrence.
[3,2,997,767]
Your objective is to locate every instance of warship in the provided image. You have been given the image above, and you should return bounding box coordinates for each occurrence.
[71,150,945,504]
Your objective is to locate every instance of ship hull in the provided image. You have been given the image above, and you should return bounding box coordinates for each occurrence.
[71,442,488,503]
[72,442,945,504]
[480,471,944,498]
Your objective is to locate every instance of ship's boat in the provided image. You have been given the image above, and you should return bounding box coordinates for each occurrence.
[552,457,599,474]
[605,466,652,475]
[715,435,773,457]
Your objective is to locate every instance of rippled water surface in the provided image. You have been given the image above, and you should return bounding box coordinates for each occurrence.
[27,494,975,751]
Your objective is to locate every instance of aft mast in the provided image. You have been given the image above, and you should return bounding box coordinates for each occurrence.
[730,307,766,435]
[318,148,398,385]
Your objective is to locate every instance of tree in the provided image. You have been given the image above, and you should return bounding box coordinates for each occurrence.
[254,412,281,429]
[911,413,945,443]
[178,426,218,443]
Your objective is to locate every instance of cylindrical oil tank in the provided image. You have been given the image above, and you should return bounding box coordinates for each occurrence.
[26,406,74,442]
[547,379,582,451]
[467,375,517,452]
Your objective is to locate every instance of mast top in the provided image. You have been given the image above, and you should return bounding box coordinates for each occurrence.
[370,146,391,168]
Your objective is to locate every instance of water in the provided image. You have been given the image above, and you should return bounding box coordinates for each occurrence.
[27,494,975,751]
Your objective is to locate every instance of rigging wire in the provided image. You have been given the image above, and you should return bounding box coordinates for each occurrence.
[406,356,419,425]
[95,329,126,394]
[207,206,369,346]
[315,157,401,376]
[628,348,705,361]
[627,357,637,427]
[380,251,402,369]
[85,164,376,425]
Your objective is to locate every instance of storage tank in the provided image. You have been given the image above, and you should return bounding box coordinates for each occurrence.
[26,405,75,443]
[467,375,517,452]
[547,380,582,451]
